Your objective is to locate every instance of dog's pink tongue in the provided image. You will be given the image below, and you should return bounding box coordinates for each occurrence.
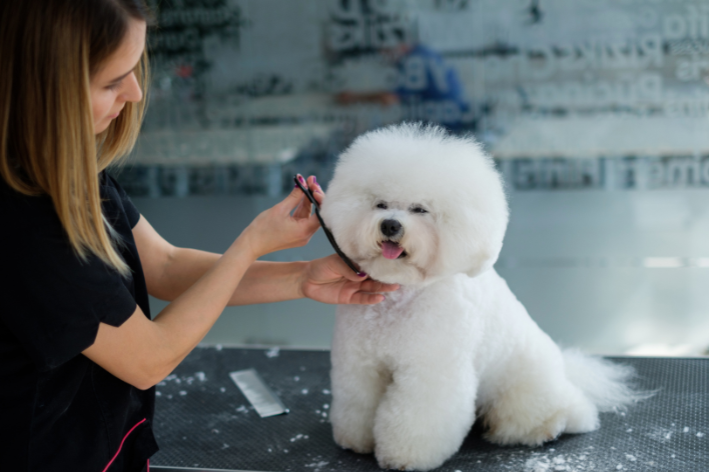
[382,241,404,260]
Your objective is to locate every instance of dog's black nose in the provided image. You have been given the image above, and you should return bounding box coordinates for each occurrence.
[381,219,402,237]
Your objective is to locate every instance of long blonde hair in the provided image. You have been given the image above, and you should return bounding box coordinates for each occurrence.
[0,0,153,276]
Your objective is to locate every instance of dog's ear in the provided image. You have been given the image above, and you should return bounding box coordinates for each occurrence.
[433,208,505,279]
[434,193,508,279]
[464,247,500,278]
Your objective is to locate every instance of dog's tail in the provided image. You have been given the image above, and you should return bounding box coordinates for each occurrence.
[562,348,653,412]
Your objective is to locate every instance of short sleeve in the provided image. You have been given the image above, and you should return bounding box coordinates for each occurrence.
[0,189,138,371]
[105,173,140,229]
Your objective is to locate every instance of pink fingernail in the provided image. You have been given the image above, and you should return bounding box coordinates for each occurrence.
[313,176,318,185]
[298,174,306,184]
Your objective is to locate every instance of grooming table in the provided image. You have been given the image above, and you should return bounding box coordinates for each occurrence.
[150,347,708,472]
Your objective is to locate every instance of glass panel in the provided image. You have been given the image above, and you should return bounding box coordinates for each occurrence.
[122,0,709,355]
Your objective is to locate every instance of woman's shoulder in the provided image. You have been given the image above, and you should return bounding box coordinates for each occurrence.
[0,177,60,232]
[100,171,141,230]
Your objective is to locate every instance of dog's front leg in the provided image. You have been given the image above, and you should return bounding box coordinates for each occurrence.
[373,360,477,471]
[330,345,388,454]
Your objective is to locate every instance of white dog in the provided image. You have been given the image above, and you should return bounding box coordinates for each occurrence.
[320,123,643,471]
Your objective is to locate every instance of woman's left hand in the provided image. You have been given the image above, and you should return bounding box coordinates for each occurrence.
[300,254,399,305]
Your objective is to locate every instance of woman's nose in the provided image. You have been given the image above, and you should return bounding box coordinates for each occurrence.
[123,71,143,103]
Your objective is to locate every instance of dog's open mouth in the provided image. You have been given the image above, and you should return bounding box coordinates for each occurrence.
[380,240,407,259]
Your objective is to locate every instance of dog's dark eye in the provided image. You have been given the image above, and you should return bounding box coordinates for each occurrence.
[411,206,428,214]
[376,202,388,210]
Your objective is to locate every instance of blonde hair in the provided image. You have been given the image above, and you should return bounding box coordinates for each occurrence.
[0,0,153,276]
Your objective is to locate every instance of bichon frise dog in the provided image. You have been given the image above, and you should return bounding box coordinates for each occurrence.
[320,123,643,471]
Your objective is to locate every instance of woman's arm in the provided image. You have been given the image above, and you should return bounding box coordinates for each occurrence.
[135,210,395,304]
[134,216,313,305]
[135,175,323,305]
[82,181,321,389]
[135,176,395,306]
[83,234,260,390]
[84,178,397,390]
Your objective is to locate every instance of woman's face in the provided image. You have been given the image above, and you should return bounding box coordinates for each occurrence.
[90,19,146,134]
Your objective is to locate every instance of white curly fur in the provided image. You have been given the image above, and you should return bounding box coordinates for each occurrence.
[321,123,644,471]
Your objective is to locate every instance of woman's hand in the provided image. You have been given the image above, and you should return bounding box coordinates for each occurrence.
[240,175,323,259]
[300,254,399,305]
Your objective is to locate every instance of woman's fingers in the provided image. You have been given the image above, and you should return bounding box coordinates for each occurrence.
[308,175,325,206]
[300,255,401,305]
[327,256,399,292]
[292,195,309,219]
[296,175,322,235]
[289,174,323,218]
[324,255,399,302]
[339,275,399,304]
[242,177,324,257]
[281,178,318,230]
[339,281,388,305]
[294,175,323,217]
[360,279,399,293]
[281,179,310,216]
[293,175,313,219]
[351,292,386,305]
[320,253,365,281]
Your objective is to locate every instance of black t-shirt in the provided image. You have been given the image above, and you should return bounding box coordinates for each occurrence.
[0,173,159,471]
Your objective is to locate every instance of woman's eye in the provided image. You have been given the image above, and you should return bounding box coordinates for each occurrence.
[411,206,428,214]
[376,203,388,210]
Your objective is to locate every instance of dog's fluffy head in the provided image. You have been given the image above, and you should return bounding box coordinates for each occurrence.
[321,123,509,285]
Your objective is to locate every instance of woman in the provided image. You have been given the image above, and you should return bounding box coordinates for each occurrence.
[0,1,397,470]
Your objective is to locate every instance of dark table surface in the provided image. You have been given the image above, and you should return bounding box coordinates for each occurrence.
[149,347,708,472]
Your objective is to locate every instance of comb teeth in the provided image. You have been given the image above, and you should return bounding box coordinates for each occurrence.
[229,369,289,418]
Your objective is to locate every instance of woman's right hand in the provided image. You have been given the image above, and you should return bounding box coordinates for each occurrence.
[239,175,324,259]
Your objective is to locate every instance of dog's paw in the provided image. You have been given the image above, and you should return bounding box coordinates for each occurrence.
[375,450,447,471]
[333,427,374,454]
[375,450,424,471]
[374,440,452,471]
[485,410,567,447]
[376,455,412,471]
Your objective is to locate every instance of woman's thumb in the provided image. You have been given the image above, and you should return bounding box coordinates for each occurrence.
[282,180,308,211]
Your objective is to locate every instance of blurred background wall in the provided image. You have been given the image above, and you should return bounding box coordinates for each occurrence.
[115,0,709,356]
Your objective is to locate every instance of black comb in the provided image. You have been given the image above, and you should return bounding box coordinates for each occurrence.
[293,175,362,276]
